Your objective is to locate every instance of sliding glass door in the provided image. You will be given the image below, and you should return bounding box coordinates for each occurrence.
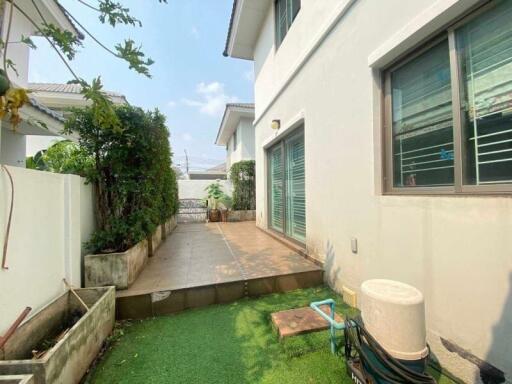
[268,128,305,243]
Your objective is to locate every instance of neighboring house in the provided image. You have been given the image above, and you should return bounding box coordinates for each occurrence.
[0,1,81,167]
[224,0,512,383]
[0,1,96,336]
[29,82,128,118]
[215,103,255,170]
[187,163,227,180]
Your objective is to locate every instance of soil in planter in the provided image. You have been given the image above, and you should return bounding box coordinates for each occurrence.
[29,309,84,360]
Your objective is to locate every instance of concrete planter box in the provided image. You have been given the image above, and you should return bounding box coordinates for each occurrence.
[84,240,148,290]
[148,226,162,257]
[0,375,34,384]
[164,215,177,236]
[227,210,256,222]
[85,216,176,289]
[0,287,115,384]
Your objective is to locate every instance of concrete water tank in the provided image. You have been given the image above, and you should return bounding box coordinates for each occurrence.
[360,279,429,361]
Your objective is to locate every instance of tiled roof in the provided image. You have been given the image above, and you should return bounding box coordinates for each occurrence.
[207,163,227,172]
[28,83,125,98]
[226,103,254,109]
[223,0,238,57]
[28,97,65,122]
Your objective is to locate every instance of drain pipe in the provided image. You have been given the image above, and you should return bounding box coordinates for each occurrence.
[0,307,31,349]
[1,164,14,270]
[310,299,356,353]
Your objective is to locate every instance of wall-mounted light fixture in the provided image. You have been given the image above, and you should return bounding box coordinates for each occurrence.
[271,119,281,130]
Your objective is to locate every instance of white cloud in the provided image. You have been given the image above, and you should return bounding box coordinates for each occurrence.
[167,100,177,108]
[182,81,238,117]
[181,133,193,142]
[243,70,254,83]
[191,26,200,39]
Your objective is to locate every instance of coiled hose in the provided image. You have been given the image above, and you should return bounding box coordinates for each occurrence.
[344,317,437,384]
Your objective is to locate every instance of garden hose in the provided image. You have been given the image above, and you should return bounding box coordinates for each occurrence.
[344,317,437,384]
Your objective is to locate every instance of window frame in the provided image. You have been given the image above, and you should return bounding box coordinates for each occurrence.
[266,125,306,246]
[274,0,301,49]
[382,1,512,195]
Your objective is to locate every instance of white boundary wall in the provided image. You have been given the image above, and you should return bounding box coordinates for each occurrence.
[0,167,95,334]
[178,179,232,200]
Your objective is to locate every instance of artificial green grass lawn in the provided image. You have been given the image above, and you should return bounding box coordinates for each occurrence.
[87,287,456,384]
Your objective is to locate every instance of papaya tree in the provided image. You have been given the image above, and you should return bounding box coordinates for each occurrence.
[0,0,167,130]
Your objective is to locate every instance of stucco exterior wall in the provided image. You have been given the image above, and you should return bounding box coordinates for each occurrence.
[178,179,233,200]
[252,0,512,382]
[2,6,34,88]
[0,167,95,335]
[0,129,26,167]
[226,117,255,171]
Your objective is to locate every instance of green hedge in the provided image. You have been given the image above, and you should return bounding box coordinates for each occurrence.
[65,104,178,253]
[229,160,255,210]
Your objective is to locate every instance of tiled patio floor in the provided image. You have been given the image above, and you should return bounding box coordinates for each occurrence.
[117,222,321,298]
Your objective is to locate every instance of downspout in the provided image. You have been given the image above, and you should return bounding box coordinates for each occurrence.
[1,164,13,269]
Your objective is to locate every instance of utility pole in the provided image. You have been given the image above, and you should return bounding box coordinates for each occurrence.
[184,149,189,176]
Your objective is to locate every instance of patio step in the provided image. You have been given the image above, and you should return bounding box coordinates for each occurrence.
[116,269,324,320]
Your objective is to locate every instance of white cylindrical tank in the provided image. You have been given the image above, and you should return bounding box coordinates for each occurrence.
[360,279,428,361]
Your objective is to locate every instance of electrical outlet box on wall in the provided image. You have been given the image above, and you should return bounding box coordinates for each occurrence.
[342,286,357,308]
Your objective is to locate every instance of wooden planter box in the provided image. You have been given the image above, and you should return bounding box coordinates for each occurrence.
[84,239,149,290]
[0,287,115,384]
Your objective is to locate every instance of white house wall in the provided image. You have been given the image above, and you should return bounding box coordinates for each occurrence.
[0,167,96,334]
[252,0,512,382]
[2,7,34,88]
[1,128,26,167]
[226,117,255,171]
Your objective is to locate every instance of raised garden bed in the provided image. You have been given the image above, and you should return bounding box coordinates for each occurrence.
[85,239,149,290]
[85,216,177,289]
[226,210,256,222]
[0,375,34,384]
[0,287,115,384]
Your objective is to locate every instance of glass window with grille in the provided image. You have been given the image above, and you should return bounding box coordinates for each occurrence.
[275,0,301,48]
[384,0,512,193]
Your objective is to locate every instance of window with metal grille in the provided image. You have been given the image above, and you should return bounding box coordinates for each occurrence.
[384,0,512,194]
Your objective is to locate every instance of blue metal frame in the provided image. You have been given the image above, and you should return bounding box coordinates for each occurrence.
[310,299,355,354]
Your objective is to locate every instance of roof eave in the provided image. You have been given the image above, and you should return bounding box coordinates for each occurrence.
[215,105,255,146]
[47,0,84,39]
[223,0,270,60]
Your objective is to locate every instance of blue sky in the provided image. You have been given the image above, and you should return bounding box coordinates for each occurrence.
[28,0,253,171]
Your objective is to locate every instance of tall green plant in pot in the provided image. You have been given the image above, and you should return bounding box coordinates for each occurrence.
[205,181,224,222]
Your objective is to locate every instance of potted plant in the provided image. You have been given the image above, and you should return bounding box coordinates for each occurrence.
[205,181,224,222]
[219,193,233,222]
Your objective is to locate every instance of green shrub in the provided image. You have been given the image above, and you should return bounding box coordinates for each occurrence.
[229,160,255,210]
[26,139,93,176]
[65,104,178,253]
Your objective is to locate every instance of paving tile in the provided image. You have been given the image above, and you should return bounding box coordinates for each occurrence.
[116,222,323,318]
[271,305,344,338]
